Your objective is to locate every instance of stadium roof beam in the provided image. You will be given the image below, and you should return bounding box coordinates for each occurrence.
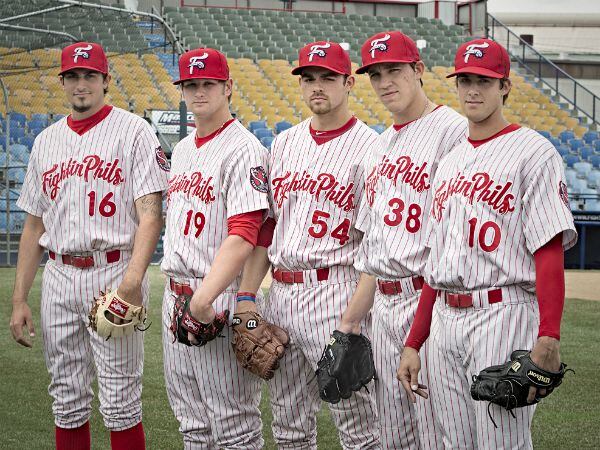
[0,23,79,43]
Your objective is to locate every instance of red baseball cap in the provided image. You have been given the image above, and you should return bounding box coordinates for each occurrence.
[447,38,510,79]
[291,41,351,76]
[173,48,229,85]
[59,42,108,75]
[356,31,420,74]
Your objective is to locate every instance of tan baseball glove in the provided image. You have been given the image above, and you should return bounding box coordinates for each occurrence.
[88,289,146,339]
[231,311,289,380]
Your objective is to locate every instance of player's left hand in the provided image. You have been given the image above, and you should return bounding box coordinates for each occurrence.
[528,336,561,403]
[188,295,216,345]
[397,347,428,403]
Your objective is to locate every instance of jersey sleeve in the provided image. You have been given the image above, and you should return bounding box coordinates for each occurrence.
[438,113,467,159]
[222,141,270,218]
[355,150,378,233]
[521,150,577,253]
[16,141,45,217]
[130,121,170,200]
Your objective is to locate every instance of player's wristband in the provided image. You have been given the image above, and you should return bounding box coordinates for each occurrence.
[236,292,256,303]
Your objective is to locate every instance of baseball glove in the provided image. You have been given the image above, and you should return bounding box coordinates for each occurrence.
[316,330,376,404]
[471,350,570,426]
[231,311,289,380]
[88,289,146,339]
[170,294,229,347]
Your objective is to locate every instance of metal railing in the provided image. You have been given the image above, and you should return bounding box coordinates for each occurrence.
[489,13,598,126]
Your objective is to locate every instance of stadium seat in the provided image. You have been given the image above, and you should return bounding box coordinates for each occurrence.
[549,137,561,148]
[9,144,29,163]
[249,120,268,132]
[583,131,598,144]
[260,136,274,148]
[559,130,575,143]
[590,155,600,169]
[564,168,577,187]
[370,124,386,134]
[30,113,49,125]
[587,171,600,188]
[20,135,35,149]
[570,177,588,193]
[573,161,593,178]
[254,128,273,139]
[563,154,580,167]
[568,139,584,151]
[580,146,595,161]
[7,167,26,183]
[583,199,600,212]
[9,112,26,126]
[537,130,551,139]
[275,121,292,134]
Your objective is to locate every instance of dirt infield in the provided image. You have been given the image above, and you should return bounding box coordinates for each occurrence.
[262,270,600,301]
[565,270,600,301]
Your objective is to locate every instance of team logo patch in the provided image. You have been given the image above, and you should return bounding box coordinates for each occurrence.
[308,43,331,61]
[250,166,269,193]
[188,53,209,74]
[108,298,129,318]
[559,181,569,207]
[155,146,170,171]
[73,44,93,62]
[370,34,391,58]
[463,42,489,63]
[246,319,258,330]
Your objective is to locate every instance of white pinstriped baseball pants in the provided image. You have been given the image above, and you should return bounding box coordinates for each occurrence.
[41,257,148,431]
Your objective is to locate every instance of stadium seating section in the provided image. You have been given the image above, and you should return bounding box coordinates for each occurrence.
[1,4,599,234]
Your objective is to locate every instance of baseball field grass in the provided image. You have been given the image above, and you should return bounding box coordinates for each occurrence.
[1,266,599,449]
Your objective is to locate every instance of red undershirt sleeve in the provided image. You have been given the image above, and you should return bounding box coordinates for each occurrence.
[256,216,276,248]
[404,283,438,351]
[226,210,265,247]
[534,233,565,340]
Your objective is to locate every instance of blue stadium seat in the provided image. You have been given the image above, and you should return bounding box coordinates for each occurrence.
[30,113,49,125]
[570,177,588,193]
[564,168,577,187]
[371,124,386,134]
[568,138,584,151]
[559,130,575,143]
[583,199,600,212]
[573,161,593,178]
[52,114,66,123]
[537,130,551,139]
[549,137,561,148]
[275,121,292,134]
[8,167,26,183]
[29,120,47,132]
[580,146,595,161]
[9,113,26,126]
[590,154,600,169]
[0,153,5,166]
[20,135,35,149]
[563,154,580,167]
[593,140,600,152]
[254,128,273,139]
[10,128,26,143]
[556,145,570,157]
[260,136,274,148]
[9,144,29,164]
[249,120,267,132]
[582,131,598,144]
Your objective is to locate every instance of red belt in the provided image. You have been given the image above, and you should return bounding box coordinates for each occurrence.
[169,278,194,296]
[272,268,330,284]
[377,276,424,295]
[48,250,121,268]
[444,289,503,308]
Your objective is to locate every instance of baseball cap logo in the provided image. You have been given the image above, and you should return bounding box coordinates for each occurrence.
[463,42,489,63]
[369,34,391,58]
[188,53,209,74]
[308,43,331,62]
[73,44,93,63]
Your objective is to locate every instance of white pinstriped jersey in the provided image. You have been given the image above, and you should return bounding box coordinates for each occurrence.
[267,117,384,270]
[424,126,577,292]
[16,106,169,253]
[355,106,467,279]
[161,120,270,278]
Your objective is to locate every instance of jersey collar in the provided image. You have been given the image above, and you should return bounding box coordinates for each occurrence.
[468,123,521,148]
[195,118,236,148]
[309,116,357,145]
[67,104,113,136]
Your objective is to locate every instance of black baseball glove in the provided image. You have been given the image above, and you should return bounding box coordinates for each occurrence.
[316,330,376,404]
[170,294,229,347]
[471,350,570,426]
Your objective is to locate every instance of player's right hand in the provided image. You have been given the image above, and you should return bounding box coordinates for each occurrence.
[10,302,35,348]
[397,347,428,403]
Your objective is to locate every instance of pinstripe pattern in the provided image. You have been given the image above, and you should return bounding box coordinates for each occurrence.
[355,106,467,279]
[42,258,148,430]
[162,279,264,449]
[427,299,539,449]
[425,127,577,292]
[17,107,169,253]
[15,106,168,432]
[161,120,270,279]
[262,268,379,450]
[267,118,383,270]
[372,289,443,450]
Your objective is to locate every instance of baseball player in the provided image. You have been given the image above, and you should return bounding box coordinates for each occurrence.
[8,42,168,450]
[397,38,578,449]
[336,31,467,449]
[236,41,381,449]
[160,48,270,449]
